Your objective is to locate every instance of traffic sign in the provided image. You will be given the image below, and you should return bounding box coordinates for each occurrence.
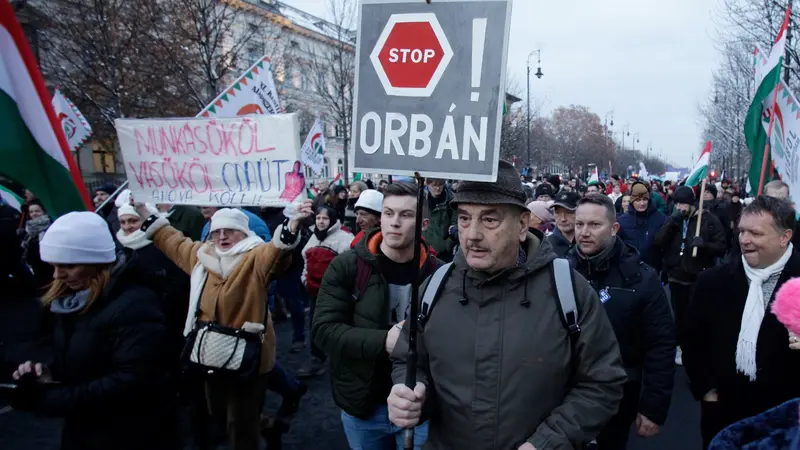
[352,0,512,182]
[371,13,453,97]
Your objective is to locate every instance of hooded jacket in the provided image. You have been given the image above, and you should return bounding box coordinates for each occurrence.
[312,228,439,419]
[391,232,626,449]
[617,202,667,271]
[567,238,675,425]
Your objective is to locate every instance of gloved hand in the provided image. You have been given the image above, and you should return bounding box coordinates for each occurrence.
[690,236,705,248]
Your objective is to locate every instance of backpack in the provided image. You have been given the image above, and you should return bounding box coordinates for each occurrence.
[417,258,581,353]
[305,246,340,297]
[352,254,440,301]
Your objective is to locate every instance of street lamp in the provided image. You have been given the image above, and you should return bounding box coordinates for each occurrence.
[527,49,542,166]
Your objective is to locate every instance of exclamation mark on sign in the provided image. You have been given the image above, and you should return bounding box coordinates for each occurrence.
[471,18,487,102]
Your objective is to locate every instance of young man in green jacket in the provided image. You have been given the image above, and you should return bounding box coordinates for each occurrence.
[312,182,439,449]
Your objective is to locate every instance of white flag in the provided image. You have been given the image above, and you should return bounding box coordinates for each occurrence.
[588,166,599,183]
[639,162,649,180]
[300,118,326,175]
[52,88,92,152]
[198,56,281,118]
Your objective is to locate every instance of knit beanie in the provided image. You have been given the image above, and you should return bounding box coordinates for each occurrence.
[630,182,650,200]
[209,208,253,236]
[706,183,718,198]
[40,211,116,264]
[673,186,696,205]
[95,183,117,196]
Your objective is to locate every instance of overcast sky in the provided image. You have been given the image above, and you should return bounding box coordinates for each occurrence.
[282,0,720,168]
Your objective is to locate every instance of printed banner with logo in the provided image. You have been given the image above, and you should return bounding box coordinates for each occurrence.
[300,118,326,175]
[52,88,92,152]
[764,81,800,211]
[198,56,282,118]
[115,114,305,207]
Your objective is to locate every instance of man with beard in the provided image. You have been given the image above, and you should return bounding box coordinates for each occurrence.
[547,191,581,257]
[313,182,440,449]
[568,194,675,449]
[683,196,800,448]
[93,183,120,234]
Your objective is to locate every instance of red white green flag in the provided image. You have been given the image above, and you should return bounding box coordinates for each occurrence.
[0,2,91,217]
[52,87,92,152]
[686,141,711,187]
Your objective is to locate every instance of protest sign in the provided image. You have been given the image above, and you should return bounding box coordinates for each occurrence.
[52,88,92,152]
[115,114,304,207]
[300,118,326,175]
[198,56,282,118]
[351,0,512,182]
[765,82,800,211]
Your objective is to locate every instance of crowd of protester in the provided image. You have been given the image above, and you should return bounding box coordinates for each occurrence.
[1,164,800,450]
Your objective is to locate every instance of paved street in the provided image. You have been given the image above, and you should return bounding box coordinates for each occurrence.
[0,294,700,450]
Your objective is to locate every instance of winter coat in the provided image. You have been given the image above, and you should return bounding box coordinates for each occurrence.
[650,192,667,215]
[145,217,297,374]
[567,238,675,425]
[709,398,800,450]
[301,221,354,295]
[391,232,627,449]
[706,200,734,246]
[344,205,357,233]
[99,204,120,236]
[546,226,574,257]
[312,228,439,419]
[11,254,179,450]
[654,210,727,283]
[683,252,800,428]
[617,203,667,272]
[166,205,205,241]
[423,189,457,263]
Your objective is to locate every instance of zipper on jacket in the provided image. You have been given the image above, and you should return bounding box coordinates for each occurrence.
[606,286,636,293]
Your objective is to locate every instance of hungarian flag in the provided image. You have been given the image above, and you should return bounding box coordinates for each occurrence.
[0,184,23,211]
[686,141,711,187]
[588,166,599,183]
[745,5,791,195]
[0,3,91,217]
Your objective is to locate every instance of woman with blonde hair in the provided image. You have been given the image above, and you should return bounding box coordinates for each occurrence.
[11,211,178,450]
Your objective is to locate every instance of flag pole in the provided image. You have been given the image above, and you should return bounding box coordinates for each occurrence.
[692,178,708,258]
[94,180,129,213]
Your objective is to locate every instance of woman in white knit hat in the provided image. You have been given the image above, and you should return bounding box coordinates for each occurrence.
[135,200,313,450]
[11,211,179,450]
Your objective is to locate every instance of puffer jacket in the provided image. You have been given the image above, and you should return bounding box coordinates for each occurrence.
[301,221,354,294]
[391,232,627,449]
[709,398,800,450]
[11,254,179,450]
[654,210,727,283]
[567,238,675,425]
[617,203,667,271]
[312,228,439,419]
[423,189,457,262]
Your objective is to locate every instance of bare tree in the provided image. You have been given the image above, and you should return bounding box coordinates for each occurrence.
[149,0,282,111]
[299,0,357,185]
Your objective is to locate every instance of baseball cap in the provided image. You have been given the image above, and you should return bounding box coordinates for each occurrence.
[551,191,580,211]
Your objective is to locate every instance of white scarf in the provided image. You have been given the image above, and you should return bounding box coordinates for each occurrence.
[116,229,152,250]
[737,243,794,381]
[185,235,264,335]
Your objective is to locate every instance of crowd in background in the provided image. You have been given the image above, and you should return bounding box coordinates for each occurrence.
[1,164,800,450]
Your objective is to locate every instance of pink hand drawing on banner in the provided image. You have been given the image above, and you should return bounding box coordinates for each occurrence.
[279,161,306,201]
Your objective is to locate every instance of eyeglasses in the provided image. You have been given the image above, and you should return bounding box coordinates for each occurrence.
[209,229,239,239]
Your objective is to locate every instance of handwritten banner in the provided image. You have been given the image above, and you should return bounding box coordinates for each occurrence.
[115,114,305,207]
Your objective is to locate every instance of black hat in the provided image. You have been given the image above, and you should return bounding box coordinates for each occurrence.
[673,186,695,205]
[332,185,347,195]
[705,183,718,198]
[452,160,527,210]
[551,191,581,211]
[95,183,117,196]
[546,174,561,190]
[534,183,554,199]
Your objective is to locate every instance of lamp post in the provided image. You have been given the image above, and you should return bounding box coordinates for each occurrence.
[526,49,543,166]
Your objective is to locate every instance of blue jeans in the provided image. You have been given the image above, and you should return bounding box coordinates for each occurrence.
[341,405,428,450]
[277,271,306,343]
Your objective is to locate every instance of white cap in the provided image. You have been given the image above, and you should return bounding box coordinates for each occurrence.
[40,211,116,264]
[209,208,253,236]
[117,203,157,219]
[354,189,384,215]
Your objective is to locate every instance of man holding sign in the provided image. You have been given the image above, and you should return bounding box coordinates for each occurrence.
[388,161,626,449]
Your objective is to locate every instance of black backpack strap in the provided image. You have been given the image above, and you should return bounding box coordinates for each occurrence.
[552,258,581,352]
[418,262,454,328]
[352,256,372,301]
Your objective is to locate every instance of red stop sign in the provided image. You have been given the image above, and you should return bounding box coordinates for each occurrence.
[370,14,453,97]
